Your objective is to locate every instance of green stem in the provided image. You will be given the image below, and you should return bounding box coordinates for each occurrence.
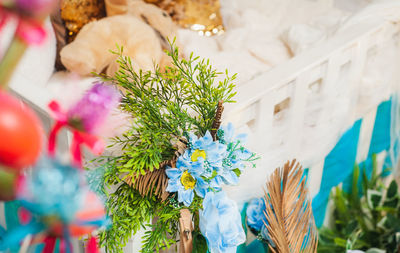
[0,37,27,89]
[193,210,200,231]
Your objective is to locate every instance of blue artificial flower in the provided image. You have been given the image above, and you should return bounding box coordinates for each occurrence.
[165,152,207,206]
[257,199,275,247]
[188,131,227,178]
[246,197,267,232]
[215,123,254,185]
[199,191,246,253]
[218,123,248,145]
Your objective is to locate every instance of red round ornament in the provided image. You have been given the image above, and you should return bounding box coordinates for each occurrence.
[0,91,43,170]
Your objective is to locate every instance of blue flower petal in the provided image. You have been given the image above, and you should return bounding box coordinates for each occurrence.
[246,197,267,231]
[235,133,248,143]
[166,179,181,192]
[189,133,199,143]
[165,168,182,179]
[235,149,252,160]
[200,191,245,253]
[179,189,194,207]
[195,177,208,198]
[220,171,239,185]
[203,131,213,145]
[188,161,204,177]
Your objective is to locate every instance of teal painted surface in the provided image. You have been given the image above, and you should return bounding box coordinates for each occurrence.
[312,119,362,227]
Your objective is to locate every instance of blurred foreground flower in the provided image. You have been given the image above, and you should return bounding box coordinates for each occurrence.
[48,82,120,167]
[0,157,109,252]
[199,191,245,253]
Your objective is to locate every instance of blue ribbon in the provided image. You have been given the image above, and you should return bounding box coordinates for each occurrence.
[0,221,43,250]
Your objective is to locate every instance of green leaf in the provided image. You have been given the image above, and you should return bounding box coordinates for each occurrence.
[344,220,358,235]
[383,196,399,209]
[367,189,382,209]
[386,180,398,199]
[334,237,348,247]
[334,187,348,221]
[192,231,208,253]
[233,168,241,177]
[351,165,361,207]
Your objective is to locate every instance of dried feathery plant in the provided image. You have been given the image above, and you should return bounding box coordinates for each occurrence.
[263,159,318,253]
[125,137,187,201]
[125,163,170,201]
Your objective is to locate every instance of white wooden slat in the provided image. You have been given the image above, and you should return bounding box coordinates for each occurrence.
[309,160,325,197]
[356,107,377,163]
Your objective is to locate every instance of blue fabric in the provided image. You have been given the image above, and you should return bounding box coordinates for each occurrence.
[312,119,362,227]
[245,240,268,252]
[319,119,362,192]
[0,225,5,252]
[368,99,392,156]
[5,201,22,253]
[0,222,42,250]
[312,190,330,227]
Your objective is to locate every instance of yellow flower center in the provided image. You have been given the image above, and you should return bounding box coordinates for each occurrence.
[181,171,196,190]
[191,149,206,162]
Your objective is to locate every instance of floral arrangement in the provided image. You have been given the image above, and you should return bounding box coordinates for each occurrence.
[94,43,258,252]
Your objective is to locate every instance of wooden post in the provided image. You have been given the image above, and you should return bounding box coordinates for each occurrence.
[179,209,193,253]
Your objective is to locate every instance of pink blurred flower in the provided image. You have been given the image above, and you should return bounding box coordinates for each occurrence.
[15,0,57,18]
[15,19,46,44]
[67,82,121,133]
